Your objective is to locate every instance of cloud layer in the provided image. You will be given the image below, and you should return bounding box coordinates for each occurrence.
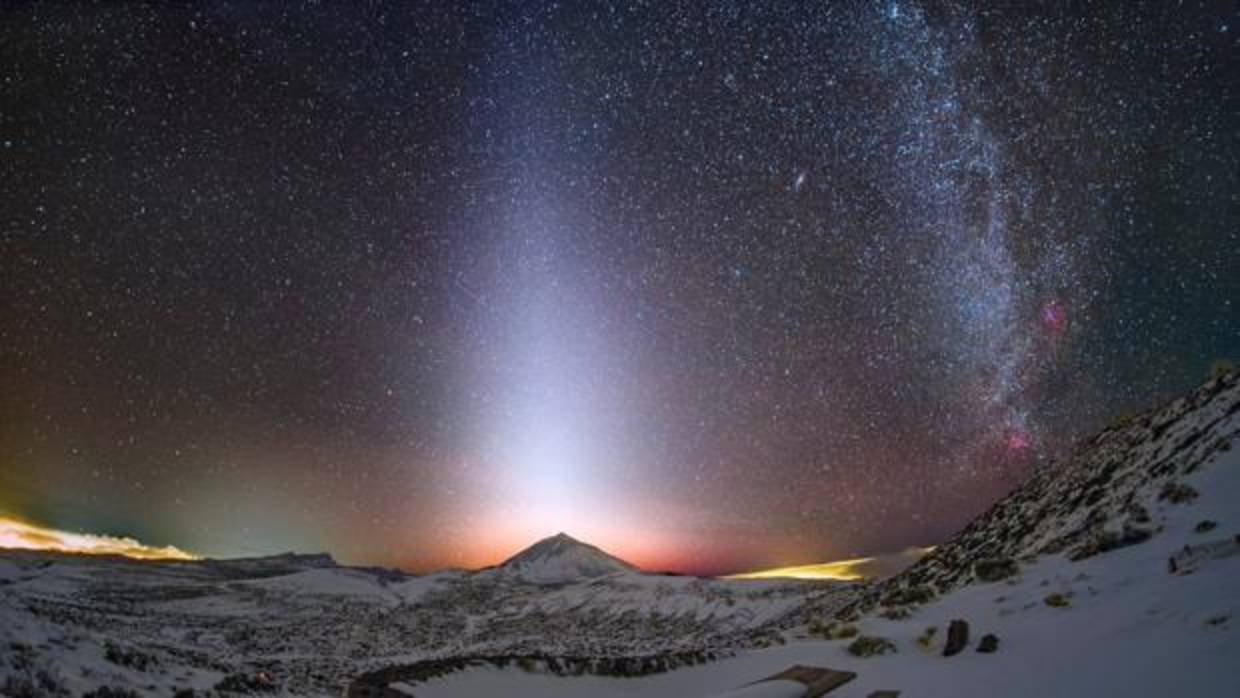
[0,516,197,560]
[726,547,933,582]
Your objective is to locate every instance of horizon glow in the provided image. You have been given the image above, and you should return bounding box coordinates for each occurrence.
[726,547,935,582]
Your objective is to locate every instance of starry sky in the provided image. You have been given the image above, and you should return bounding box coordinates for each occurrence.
[1,1,1237,575]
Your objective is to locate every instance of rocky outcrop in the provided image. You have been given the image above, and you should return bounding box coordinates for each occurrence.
[843,371,1240,616]
[942,619,969,657]
[497,533,637,584]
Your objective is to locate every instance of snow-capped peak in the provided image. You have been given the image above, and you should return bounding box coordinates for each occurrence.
[498,532,637,584]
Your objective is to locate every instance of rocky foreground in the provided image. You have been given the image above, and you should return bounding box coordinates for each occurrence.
[2,372,1239,697]
[0,539,851,696]
[408,372,1240,697]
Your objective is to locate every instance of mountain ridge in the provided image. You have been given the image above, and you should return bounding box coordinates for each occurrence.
[845,369,1240,614]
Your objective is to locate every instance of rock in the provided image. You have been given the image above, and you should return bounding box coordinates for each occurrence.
[973,557,1017,582]
[847,635,897,657]
[1195,520,1218,533]
[977,634,999,653]
[942,619,969,656]
[1125,502,1151,524]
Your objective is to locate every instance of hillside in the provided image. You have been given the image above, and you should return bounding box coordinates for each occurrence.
[846,369,1240,614]
[0,541,851,696]
[412,371,1240,697]
[2,374,1237,696]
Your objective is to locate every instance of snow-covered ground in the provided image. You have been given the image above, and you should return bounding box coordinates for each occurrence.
[3,374,1238,696]
[416,443,1240,697]
[0,545,848,696]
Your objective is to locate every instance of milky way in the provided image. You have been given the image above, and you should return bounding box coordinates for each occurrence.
[1,2,1236,573]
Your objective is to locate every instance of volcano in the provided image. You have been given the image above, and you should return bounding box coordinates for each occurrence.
[498,532,638,584]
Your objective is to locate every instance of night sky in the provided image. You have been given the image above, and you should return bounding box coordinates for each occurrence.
[1,1,1237,575]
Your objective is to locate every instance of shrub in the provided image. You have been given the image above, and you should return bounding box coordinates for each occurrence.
[214,672,278,694]
[83,689,140,698]
[1107,411,1139,430]
[881,584,935,607]
[1158,482,1198,504]
[2,676,37,698]
[1210,358,1235,380]
[973,557,1018,582]
[1044,593,1070,608]
[809,620,858,639]
[2,670,67,698]
[829,623,859,640]
[103,643,156,672]
[847,635,897,657]
[879,606,912,620]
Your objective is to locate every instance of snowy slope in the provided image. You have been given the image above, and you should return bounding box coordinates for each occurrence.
[0,543,849,696]
[849,370,1240,612]
[3,374,1237,697]
[416,433,1240,697]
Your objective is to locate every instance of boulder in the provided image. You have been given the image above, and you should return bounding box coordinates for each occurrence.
[942,619,969,657]
[1195,520,1218,533]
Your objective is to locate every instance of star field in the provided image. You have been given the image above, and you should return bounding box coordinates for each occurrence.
[1,1,1237,574]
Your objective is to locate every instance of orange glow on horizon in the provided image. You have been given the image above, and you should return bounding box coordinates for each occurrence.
[420,503,698,574]
[434,526,676,573]
[0,516,198,561]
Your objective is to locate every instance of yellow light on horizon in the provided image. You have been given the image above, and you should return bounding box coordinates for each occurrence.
[725,546,935,582]
[725,558,873,581]
[0,516,198,561]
